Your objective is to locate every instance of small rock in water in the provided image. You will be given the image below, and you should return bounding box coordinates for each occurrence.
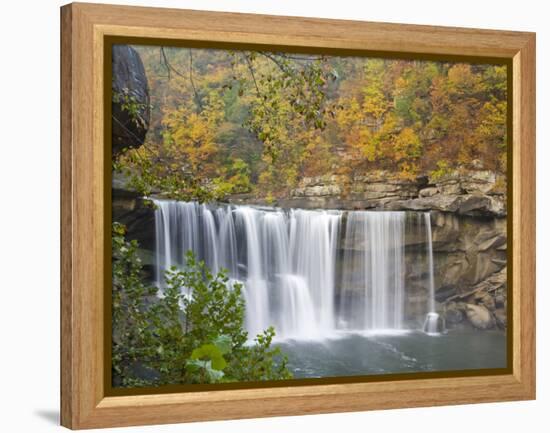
[444,306,464,325]
[464,304,495,329]
[424,312,445,334]
[494,308,507,329]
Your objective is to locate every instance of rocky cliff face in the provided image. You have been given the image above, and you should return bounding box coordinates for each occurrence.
[111,45,156,276]
[268,169,507,330]
[112,45,150,156]
[115,168,508,331]
[404,211,507,330]
[282,169,506,217]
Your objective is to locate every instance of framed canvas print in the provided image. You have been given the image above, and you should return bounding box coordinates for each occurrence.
[60,2,536,429]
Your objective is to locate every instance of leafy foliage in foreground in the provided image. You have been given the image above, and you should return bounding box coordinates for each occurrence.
[112,222,292,387]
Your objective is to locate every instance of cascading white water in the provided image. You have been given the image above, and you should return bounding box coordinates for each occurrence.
[154,201,201,289]
[290,209,341,334]
[234,207,270,337]
[422,212,442,334]
[424,213,436,313]
[153,199,436,339]
[339,212,405,331]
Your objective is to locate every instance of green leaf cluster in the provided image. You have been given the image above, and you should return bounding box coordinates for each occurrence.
[112,223,292,387]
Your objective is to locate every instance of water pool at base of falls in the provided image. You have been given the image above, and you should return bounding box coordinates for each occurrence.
[150,199,507,377]
[275,329,507,378]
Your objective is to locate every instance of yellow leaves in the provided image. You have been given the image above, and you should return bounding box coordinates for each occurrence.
[302,135,334,177]
[471,99,507,171]
[396,161,420,180]
[429,159,452,181]
[394,76,407,92]
[361,88,388,120]
[476,100,506,144]
[361,60,388,121]
[159,91,226,175]
[392,127,422,161]
[361,94,387,120]
[447,64,482,95]
[258,169,272,186]
[357,128,377,161]
[186,113,207,140]
[335,97,361,128]
[481,65,507,96]
[429,76,450,112]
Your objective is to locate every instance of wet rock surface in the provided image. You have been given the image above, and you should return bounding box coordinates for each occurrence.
[112,45,150,156]
[283,169,508,330]
[113,167,508,331]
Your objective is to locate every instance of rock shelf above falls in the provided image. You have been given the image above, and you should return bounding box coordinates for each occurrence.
[112,168,507,334]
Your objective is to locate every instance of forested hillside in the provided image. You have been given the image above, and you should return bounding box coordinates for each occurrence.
[114,45,507,202]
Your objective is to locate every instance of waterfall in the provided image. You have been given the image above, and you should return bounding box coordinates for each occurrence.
[154,201,201,289]
[290,209,341,334]
[424,212,436,313]
[422,212,442,334]
[234,207,270,337]
[338,212,405,331]
[152,199,436,339]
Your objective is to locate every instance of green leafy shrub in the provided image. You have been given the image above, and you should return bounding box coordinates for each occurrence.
[112,223,292,387]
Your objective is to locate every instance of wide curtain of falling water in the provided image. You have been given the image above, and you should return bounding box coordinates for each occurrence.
[152,200,434,340]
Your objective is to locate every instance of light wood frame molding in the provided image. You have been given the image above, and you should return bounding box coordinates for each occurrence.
[60,2,536,429]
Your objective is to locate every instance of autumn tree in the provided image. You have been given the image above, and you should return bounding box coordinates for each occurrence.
[114,46,508,202]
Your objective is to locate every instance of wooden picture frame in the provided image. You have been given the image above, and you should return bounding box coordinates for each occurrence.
[60,2,536,429]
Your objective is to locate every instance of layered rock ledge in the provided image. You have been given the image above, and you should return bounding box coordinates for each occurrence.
[280,169,506,218]
[115,168,508,331]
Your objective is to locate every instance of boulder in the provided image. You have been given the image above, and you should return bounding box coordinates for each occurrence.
[464,304,495,329]
[387,195,462,212]
[291,187,306,197]
[477,234,507,251]
[419,187,439,197]
[494,308,507,329]
[470,267,507,292]
[458,194,506,217]
[302,184,342,197]
[476,292,496,311]
[112,189,156,250]
[430,169,502,196]
[431,212,460,249]
[112,45,150,155]
[438,181,463,195]
[494,292,506,308]
[444,305,464,325]
[364,183,399,193]
[461,170,497,194]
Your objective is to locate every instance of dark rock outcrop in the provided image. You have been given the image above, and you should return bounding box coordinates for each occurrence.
[112,45,150,156]
[111,46,153,256]
[112,187,156,251]
[464,304,496,330]
[439,266,507,330]
[280,168,507,329]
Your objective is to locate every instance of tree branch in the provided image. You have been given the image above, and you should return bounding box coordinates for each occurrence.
[189,50,203,112]
[242,54,261,97]
[257,52,292,75]
[159,47,203,112]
